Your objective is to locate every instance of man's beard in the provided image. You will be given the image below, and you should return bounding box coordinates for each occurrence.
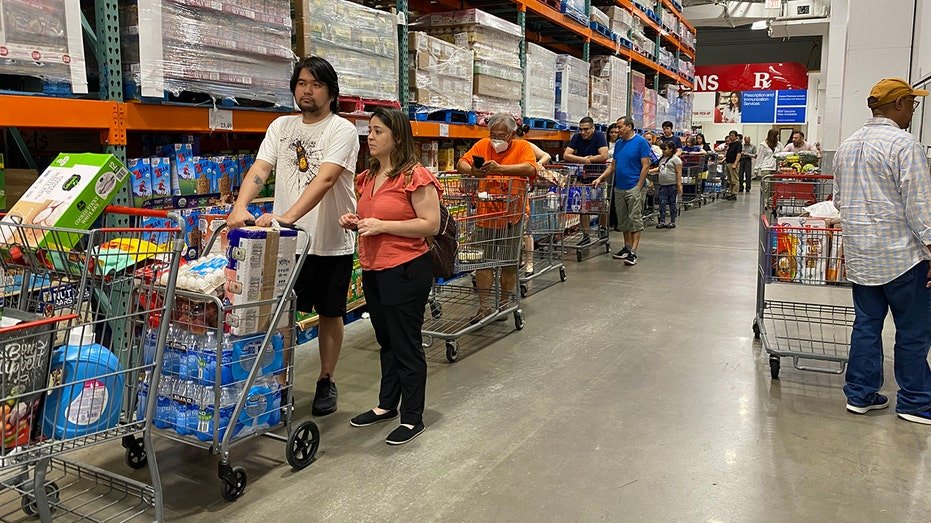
[298,99,324,114]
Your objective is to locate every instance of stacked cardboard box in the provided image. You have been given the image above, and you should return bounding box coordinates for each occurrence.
[295,0,398,102]
[121,0,293,106]
[555,54,589,125]
[414,9,523,116]
[589,77,611,124]
[644,88,657,130]
[606,6,634,38]
[524,43,558,120]
[408,32,473,111]
[0,0,88,93]
[590,6,610,28]
[590,55,629,124]
[631,70,646,126]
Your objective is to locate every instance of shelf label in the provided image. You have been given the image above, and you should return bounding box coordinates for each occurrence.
[439,124,449,137]
[208,108,234,131]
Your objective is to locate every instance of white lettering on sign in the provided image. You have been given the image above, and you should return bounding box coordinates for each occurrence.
[754,72,773,89]
[694,75,719,92]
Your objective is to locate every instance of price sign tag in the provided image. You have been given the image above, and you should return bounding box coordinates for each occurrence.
[208,108,234,131]
[439,124,449,137]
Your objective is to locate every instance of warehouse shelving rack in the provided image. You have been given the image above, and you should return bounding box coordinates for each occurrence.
[0,0,697,167]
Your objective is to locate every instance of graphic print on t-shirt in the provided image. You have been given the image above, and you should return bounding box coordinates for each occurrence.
[292,140,310,173]
[282,135,325,194]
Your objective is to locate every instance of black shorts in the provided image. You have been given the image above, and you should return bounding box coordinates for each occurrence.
[294,254,354,318]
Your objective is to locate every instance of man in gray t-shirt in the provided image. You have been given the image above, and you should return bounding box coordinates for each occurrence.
[739,135,757,192]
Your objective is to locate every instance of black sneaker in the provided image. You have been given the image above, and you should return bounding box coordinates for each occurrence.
[312,377,338,416]
[846,393,889,415]
[668,222,676,229]
[577,235,592,247]
[386,423,425,445]
[656,222,667,229]
[623,252,638,266]
[350,409,399,427]
[612,247,631,260]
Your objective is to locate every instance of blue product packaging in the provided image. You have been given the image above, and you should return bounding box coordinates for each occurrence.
[229,331,285,382]
[149,156,172,207]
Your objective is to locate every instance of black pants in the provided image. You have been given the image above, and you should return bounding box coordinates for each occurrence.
[739,158,753,191]
[362,253,433,425]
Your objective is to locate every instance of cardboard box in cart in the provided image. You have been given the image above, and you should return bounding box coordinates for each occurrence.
[225,227,297,336]
[0,153,129,252]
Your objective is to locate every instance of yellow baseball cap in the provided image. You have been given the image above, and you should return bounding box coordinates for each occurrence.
[868,78,928,107]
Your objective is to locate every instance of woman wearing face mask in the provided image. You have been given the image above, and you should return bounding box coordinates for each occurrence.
[457,113,536,323]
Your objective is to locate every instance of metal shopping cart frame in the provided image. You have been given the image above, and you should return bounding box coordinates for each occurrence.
[753,175,852,380]
[519,167,570,297]
[557,164,611,262]
[424,175,527,363]
[0,205,185,522]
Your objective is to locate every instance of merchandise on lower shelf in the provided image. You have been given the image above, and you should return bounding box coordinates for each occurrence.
[524,43,558,120]
[555,54,589,125]
[295,0,399,102]
[408,32,473,111]
[589,76,610,124]
[413,9,523,116]
[590,55,629,124]
[0,0,88,93]
[658,48,676,72]
[631,70,646,127]
[644,88,657,130]
[120,0,293,106]
[590,6,610,27]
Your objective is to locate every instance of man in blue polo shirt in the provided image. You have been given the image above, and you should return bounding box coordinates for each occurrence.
[563,116,609,164]
[592,116,652,266]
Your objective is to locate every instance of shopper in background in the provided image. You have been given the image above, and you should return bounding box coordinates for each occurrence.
[339,108,440,445]
[228,56,357,418]
[606,123,620,230]
[723,130,741,200]
[458,113,535,322]
[782,130,818,153]
[563,116,609,164]
[833,78,931,425]
[651,140,682,229]
[592,115,651,266]
[642,131,662,164]
[515,124,552,276]
[658,121,683,154]
[757,128,782,180]
[738,134,757,192]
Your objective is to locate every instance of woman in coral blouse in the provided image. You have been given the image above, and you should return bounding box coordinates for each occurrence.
[338,108,441,445]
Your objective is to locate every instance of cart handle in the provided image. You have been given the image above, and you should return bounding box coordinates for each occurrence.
[0,313,79,335]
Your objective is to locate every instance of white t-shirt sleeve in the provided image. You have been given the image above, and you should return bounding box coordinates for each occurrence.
[322,121,360,171]
[256,117,284,165]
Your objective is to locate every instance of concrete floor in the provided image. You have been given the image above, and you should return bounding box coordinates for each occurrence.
[82,192,931,521]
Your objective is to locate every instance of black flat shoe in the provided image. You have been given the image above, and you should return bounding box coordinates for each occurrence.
[350,409,399,427]
[386,423,425,445]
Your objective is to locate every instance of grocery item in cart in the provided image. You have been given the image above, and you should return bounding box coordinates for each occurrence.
[0,153,129,251]
[773,217,827,284]
[0,310,56,453]
[41,327,124,440]
[225,227,298,336]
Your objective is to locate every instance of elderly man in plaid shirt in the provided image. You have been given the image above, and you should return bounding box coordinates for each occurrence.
[833,78,931,425]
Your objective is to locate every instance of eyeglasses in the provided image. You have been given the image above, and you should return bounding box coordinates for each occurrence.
[579,127,594,132]
[490,132,511,140]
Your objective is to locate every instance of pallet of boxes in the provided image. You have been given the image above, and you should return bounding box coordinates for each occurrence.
[408,31,474,117]
[555,54,590,128]
[524,43,558,124]
[413,9,524,118]
[590,55,630,124]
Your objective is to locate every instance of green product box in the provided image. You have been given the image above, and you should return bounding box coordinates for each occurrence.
[0,153,129,252]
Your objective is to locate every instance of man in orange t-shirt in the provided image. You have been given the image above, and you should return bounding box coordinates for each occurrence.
[457,113,535,324]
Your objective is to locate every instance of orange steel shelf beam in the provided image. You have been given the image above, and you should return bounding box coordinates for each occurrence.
[125,103,293,133]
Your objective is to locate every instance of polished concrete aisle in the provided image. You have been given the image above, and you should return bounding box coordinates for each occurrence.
[141,192,930,521]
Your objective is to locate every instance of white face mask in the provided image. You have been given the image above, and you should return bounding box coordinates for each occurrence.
[491,139,510,153]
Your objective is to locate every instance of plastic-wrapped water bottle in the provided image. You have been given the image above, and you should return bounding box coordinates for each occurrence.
[136,373,149,422]
[142,327,159,367]
[162,325,179,376]
[155,376,174,429]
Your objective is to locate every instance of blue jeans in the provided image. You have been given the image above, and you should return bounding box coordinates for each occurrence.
[844,261,931,413]
[657,185,678,224]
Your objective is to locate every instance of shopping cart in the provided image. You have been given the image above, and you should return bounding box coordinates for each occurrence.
[150,221,318,502]
[701,151,722,202]
[518,167,570,298]
[679,151,705,209]
[760,173,833,220]
[423,175,527,363]
[0,205,185,522]
[753,175,851,380]
[560,165,611,262]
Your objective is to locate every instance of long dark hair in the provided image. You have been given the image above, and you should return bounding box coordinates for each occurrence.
[765,128,780,150]
[366,107,419,180]
[695,133,711,152]
[290,56,340,114]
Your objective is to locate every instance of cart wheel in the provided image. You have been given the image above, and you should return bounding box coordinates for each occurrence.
[752,321,761,340]
[769,356,781,380]
[286,420,320,470]
[430,301,443,319]
[576,250,583,262]
[21,482,59,517]
[520,284,528,298]
[559,267,567,282]
[445,341,460,363]
[220,466,248,502]
[514,310,525,330]
[124,442,148,470]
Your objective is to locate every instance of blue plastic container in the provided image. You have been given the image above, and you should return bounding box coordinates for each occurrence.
[42,327,125,439]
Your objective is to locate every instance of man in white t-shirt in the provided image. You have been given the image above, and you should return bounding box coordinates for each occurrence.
[782,130,819,153]
[228,56,360,417]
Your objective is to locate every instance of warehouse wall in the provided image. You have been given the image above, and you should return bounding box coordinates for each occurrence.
[694,27,822,69]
